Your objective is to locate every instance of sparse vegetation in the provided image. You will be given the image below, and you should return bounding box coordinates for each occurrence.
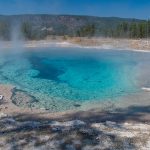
[0,15,149,40]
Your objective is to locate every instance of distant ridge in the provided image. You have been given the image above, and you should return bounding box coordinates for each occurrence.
[0,14,145,20]
[0,14,149,40]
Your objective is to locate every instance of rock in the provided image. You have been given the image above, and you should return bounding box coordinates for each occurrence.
[96,134,113,149]
[66,120,86,127]
[1,118,17,129]
[50,121,62,126]
[50,120,86,128]
[0,112,8,118]
[2,118,16,123]
[79,128,98,136]
[50,120,86,132]
[73,140,82,149]
[61,127,71,133]
[39,135,50,142]
[105,121,116,127]
[91,123,107,130]
[11,89,38,108]
[20,121,41,128]
[40,140,61,149]
[51,127,62,132]
[59,139,65,145]
[82,145,104,150]
[65,144,76,150]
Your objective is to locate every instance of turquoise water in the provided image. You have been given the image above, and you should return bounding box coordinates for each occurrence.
[0,47,148,111]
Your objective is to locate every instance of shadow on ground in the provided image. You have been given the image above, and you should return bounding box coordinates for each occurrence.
[0,105,150,150]
[11,105,150,123]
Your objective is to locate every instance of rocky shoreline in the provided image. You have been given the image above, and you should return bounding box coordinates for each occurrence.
[0,37,150,52]
[66,37,150,51]
[1,85,150,149]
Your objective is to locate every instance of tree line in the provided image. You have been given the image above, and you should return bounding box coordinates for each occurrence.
[110,21,150,38]
[76,21,150,38]
[0,20,150,40]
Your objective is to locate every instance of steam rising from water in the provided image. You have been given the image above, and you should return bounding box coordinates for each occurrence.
[0,21,25,54]
[10,21,25,53]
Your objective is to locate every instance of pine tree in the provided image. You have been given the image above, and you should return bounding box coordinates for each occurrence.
[21,22,32,39]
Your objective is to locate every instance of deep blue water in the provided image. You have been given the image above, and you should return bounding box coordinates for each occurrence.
[0,47,149,111]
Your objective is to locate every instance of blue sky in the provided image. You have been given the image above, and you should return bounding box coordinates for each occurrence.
[0,0,149,19]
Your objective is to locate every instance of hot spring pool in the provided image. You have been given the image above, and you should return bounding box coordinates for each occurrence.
[0,47,149,111]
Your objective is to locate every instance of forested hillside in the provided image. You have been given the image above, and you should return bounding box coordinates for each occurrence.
[0,14,149,40]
